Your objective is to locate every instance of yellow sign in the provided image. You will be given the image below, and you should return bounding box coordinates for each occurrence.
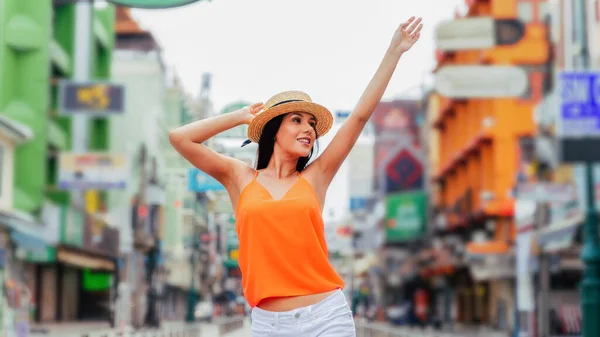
[85,190,99,212]
[229,249,239,261]
[59,80,125,116]
[76,85,110,110]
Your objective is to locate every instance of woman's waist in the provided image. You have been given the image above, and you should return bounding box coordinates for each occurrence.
[255,289,340,312]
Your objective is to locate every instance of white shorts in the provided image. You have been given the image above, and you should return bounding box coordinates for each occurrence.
[250,289,356,336]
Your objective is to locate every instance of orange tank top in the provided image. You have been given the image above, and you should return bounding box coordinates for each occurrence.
[235,171,345,308]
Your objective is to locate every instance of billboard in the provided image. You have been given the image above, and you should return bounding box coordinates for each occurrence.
[372,100,424,192]
[385,191,427,242]
[58,153,128,190]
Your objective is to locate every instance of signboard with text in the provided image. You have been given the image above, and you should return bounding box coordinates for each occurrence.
[58,153,128,190]
[559,71,600,162]
[58,80,125,116]
[385,191,427,242]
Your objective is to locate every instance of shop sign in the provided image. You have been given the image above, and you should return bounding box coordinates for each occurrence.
[385,191,427,242]
[58,80,125,116]
[58,153,128,190]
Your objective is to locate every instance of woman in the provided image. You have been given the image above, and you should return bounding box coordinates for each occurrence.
[170,16,422,337]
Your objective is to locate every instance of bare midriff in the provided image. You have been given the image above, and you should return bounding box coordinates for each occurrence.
[257,289,338,312]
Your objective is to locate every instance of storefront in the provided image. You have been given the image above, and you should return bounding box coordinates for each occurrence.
[0,213,50,336]
[0,115,53,335]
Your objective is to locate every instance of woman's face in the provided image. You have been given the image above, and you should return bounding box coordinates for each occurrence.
[275,112,317,158]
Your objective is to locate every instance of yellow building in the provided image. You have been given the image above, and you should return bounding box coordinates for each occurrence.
[423,0,550,329]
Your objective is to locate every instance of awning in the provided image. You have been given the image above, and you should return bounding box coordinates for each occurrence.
[11,231,48,253]
[0,209,50,254]
[57,248,115,271]
[536,213,583,253]
[0,115,33,144]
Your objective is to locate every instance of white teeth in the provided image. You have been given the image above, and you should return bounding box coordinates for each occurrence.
[298,139,310,144]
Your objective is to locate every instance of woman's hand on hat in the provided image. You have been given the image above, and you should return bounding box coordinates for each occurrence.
[239,102,264,125]
[390,16,423,55]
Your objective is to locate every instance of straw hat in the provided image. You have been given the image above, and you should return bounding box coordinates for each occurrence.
[247,91,333,143]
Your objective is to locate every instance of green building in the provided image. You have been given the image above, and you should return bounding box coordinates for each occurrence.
[0,0,119,325]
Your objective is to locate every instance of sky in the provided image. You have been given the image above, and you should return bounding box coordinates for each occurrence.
[131,0,465,114]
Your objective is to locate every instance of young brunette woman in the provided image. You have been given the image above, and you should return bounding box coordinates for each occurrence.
[170,16,423,337]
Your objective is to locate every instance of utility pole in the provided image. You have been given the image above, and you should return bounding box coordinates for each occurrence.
[573,0,600,336]
[72,2,92,202]
[186,232,199,322]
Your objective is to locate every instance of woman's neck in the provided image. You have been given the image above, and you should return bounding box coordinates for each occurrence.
[264,151,298,179]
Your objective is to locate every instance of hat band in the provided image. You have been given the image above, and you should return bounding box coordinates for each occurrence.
[270,99,304,108]
[240,99,307,147]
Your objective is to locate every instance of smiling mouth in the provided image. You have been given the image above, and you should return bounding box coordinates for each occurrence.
[297,138,311,145]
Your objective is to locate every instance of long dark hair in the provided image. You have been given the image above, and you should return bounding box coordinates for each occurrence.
[256,114,319,172]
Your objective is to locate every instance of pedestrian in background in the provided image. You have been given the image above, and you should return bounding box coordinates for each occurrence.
[169,16,423,337]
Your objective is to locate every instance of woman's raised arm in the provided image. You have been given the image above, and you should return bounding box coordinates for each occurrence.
[311,17,423,187]
[169,103,263,189]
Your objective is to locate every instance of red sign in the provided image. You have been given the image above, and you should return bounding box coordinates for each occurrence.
[137,205,148,218]
[336,226,352,237]
[384,147,424,193]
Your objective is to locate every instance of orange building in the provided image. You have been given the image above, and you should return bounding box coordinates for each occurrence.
[424,0,550,329]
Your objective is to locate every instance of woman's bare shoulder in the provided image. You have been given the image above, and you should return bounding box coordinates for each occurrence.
[301,164,325,190]
[233,162,256,192]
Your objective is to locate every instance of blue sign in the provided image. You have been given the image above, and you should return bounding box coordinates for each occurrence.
[336,111,351,119]
[188,168,225,192]
[350,197,367,211]
[559,71,600,137]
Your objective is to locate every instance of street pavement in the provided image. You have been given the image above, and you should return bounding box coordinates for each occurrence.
[204,318,509,337]
[201,318,252,337]
[27,319,511,337]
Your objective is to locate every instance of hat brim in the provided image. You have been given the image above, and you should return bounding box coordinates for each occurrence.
[247,101,333,143]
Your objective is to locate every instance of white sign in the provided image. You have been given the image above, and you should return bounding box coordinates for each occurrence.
[435,17,496,51]
[515,182,576,202]
[435,65,529,98]
[58,153,128,190]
